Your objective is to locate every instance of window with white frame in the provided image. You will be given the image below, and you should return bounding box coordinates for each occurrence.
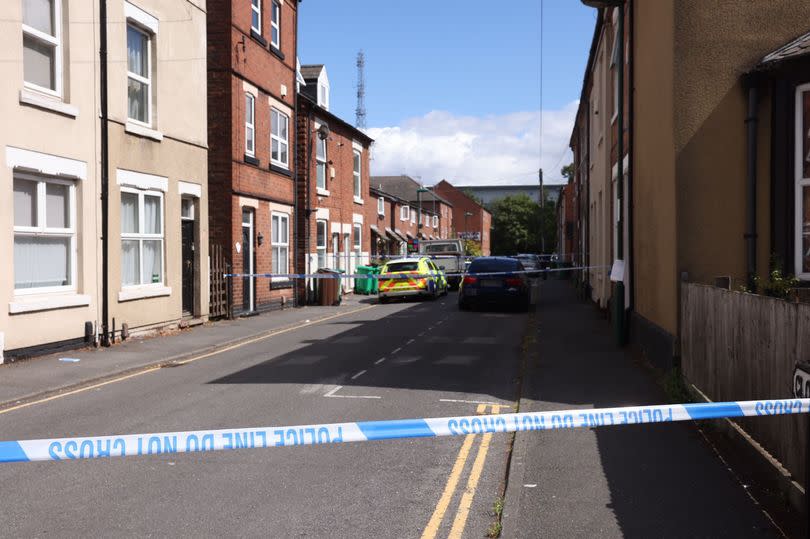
[245,93,255,157]
[13,174,75,292]
[271,108,289,168]
[316,132,327,190]
[377,197,385,216]
[400,205,409,221]
[272,212,289,276]
[270,0,280,48]
[353,224,361,257]
[410,208,416,224]
[611,29,619,123]
[251,0,261,34]
[353,150,361,198]
[796,84,810,278]
[316,220,327,269]
[318,84,329,110]
[433,215,438,228]
[22,0,62,96]
[121,189,164,286]
[127,23,152,125]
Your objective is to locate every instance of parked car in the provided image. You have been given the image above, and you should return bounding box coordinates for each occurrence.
[458,257,531,311]
[419,239,465,289]
[378,257,448,303]
[514,253,541,277]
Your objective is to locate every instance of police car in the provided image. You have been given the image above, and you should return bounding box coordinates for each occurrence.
[378,257,448,303]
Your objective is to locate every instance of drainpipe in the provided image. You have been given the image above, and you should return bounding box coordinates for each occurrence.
[745,81,759,292]
[627,0,635,313]
[99,0,110,347]
[292,14,300,307]
[614,3,627,346]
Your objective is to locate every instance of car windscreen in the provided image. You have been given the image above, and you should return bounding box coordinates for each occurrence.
[384,262,420,272]
[468,259,522,273]
[424,244,460,254]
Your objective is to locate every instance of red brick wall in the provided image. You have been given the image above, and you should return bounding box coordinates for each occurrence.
[207,0,298,312]
[433,181,492,254]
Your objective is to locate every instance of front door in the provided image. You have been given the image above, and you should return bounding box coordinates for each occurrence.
[181,220,195,315]
[242,209,254,312]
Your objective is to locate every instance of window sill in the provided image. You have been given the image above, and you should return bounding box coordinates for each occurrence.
[9,294,91,314]
[270,163,292,177]
[353,197,364,205]
[125,121,163,142]
[244,154,260,167]
[118,285,172,302]
[316,188,330,197]
[19,89,79,118]
[270,45,285,61]
[250,29,267,47]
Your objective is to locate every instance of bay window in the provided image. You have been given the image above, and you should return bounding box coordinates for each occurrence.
[121,189,164,286]
[13,174,75,292]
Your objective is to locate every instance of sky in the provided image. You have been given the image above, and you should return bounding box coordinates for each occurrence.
[298,1,597,186]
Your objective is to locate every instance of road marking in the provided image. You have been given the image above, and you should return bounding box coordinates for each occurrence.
[523,484,537,488]
[350,370,367,380]
[326,394,381,400]
[391,347,402,355]
[0,304,377,417]
[417,332,425,337]
[420,404,485,539]
[374,358,386,365]
[439,398,512,407]
[0,367,162,417]
[448,404,500,539]
[323,385,343,397]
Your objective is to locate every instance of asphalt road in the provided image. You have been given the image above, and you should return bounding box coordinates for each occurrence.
[0,293,526,537]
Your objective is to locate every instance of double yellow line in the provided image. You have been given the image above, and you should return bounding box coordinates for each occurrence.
[422,403,501,539]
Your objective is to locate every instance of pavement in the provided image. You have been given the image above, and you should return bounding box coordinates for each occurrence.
[0,295,377,410]
[501,280,781,538]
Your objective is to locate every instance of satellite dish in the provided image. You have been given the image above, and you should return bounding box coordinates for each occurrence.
[317,124,330,140]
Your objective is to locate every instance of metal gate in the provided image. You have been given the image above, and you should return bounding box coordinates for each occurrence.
[209,243,232,319]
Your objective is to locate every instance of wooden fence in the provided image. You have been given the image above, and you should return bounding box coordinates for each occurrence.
[209,243,232,320]
[681,283,810,484]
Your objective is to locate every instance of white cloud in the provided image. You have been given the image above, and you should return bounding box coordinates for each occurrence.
[365,101,577,186]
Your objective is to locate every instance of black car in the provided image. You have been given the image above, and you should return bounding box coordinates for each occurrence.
[458,257,531,311]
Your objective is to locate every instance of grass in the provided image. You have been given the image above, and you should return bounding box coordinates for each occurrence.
[662,367,693,404]
[486,497,505,538]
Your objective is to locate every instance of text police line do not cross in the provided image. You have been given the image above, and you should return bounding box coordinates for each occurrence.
[0,399,807,463]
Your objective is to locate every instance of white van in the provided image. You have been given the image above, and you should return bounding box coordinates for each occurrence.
[419,239,465,289]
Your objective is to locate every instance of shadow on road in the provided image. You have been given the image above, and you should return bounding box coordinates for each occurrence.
[208,292,528,403]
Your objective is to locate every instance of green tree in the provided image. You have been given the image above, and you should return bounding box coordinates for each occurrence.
[463,239,482,257]
[561,163,574,183]
[490,194,558,255]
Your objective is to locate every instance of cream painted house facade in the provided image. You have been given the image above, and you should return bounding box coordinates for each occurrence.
[1,0,208,360]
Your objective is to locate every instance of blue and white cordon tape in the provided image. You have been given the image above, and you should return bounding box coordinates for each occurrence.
[0,399,805,463]
[224,264,608,280]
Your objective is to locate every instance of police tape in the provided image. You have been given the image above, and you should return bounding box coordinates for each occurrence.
[0,398,806,463]
[224,265,609,280]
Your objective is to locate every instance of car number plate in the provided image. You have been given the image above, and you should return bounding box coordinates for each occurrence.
[480,279,501,287]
